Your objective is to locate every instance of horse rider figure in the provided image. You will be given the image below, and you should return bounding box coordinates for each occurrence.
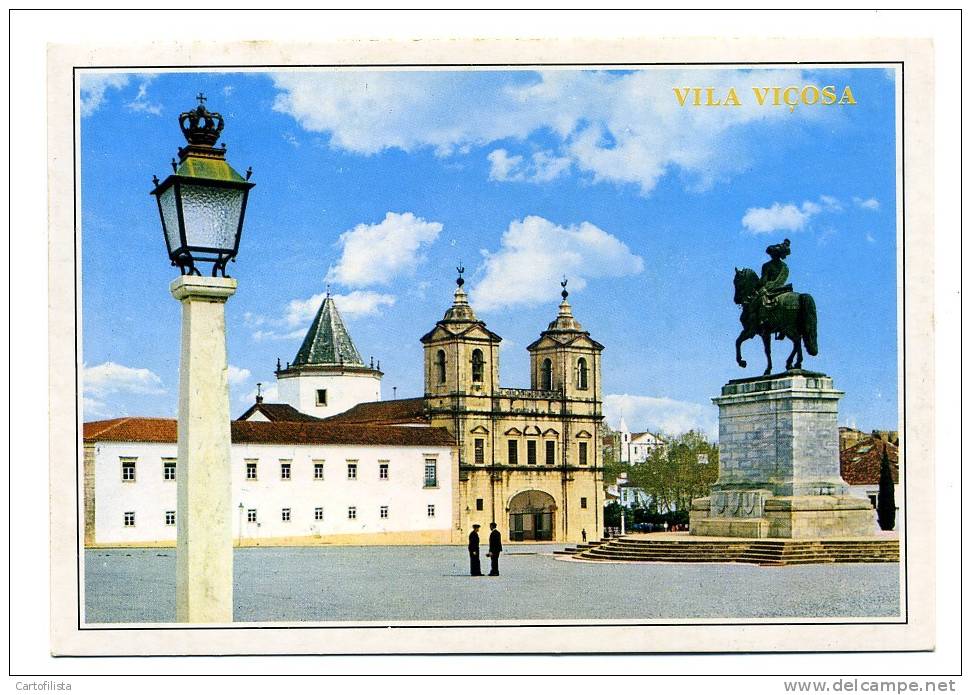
[755,239,794,339]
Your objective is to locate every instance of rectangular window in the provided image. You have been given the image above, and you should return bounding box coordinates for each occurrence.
[546,440,556,466]
[313,461,324,480]
[348,506,357,520]
[476,498,484,511]
[580,497,588,509]
[316,389,328,406]
[424,459,438,488]
[281,508,291,522]
[508,440,518,466]
[474,438,485,465]
[123,511,135,527]
[380,505,389,519]
[247,509,257,523]
[121,459,136,482]
[427,504,436,518]
[280,461,291,480]
[165,510,176,526]
[246,460,258,480]
[578,442,588,466]
[314,507,323,521]
[379,462,389,480]
[163,459,176,481]
[347,462,358,480]
[527,440,537,466]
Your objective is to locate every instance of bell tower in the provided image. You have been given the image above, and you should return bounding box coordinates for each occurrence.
[527,280,604,403]
[420,267,501,401]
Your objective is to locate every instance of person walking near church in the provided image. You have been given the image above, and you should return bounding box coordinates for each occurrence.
[468,524,483,576]
[487,522,502,576]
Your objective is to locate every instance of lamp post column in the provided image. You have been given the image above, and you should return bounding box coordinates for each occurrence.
[172,274,237,623]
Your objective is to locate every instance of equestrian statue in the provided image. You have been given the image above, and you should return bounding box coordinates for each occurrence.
[733,239,818,375]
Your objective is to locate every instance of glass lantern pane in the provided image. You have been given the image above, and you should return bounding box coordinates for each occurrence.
[180,184,244,252]
[158,186,182,254]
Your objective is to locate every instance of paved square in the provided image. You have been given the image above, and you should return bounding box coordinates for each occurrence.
[84,545,901,623]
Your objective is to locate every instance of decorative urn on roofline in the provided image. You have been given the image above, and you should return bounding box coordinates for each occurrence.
[150,93,254,277]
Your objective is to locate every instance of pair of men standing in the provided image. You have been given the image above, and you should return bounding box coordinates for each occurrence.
[468,522,501,576]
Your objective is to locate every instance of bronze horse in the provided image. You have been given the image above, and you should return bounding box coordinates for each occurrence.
[733,267,818,375]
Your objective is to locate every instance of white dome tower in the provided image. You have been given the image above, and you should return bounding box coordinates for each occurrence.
[276,293,382,418]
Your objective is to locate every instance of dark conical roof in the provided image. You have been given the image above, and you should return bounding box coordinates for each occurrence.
[292,295,365,367]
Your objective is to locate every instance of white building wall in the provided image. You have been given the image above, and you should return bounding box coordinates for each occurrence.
[847,482,904,532]
[277,372,381,418]
[92,440,453,545]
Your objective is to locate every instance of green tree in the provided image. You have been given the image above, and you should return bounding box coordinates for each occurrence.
[627,430,719,513]
[877,445,896,531]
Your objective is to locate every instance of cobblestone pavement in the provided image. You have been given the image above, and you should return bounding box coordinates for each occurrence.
[84,545,901,623]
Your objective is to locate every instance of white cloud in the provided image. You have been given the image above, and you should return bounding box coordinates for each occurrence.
[326,212,442,287]
[125,78,162,115]
[252,328,305,342]
[83,361,165,397]
[741,202,815,234]
[80,73,130,117]
[227,365,251,385]
[271,69,825,194]
[285,290,396,326]
[853,196,880,211]
[83,396,110,418]
[470,215,643,311]
[488,148,571,183]
[603,394,717,439]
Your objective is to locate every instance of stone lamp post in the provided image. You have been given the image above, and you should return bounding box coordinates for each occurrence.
[151,94,254,623]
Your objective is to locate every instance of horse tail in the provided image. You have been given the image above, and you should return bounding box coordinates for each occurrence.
[800,294,818,356]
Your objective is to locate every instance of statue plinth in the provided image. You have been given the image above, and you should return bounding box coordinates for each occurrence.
[690,371,876,539]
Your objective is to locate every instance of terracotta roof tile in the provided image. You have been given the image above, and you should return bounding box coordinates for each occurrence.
[84,416,453,447]
[236,402,322,422]
[840,438,899,486]
[323,397,428,426]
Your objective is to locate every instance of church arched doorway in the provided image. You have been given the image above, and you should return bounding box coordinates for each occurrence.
[508,490,556,541]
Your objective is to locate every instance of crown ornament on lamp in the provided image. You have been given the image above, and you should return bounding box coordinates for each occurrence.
[151,93,254,277]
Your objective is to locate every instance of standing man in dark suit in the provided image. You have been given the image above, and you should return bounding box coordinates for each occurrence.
[468,524,483,576]
[487,522,502,576]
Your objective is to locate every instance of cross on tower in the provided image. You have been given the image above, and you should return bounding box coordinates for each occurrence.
[456,262,465,287]
[196,92,207,106]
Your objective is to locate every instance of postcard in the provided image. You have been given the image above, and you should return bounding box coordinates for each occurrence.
[47,35,937,656]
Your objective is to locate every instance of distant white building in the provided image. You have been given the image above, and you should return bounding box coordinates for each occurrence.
[616,417,665,464]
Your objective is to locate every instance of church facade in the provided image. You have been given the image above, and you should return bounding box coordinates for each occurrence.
[420,277,604,543]
[83,278,605,546]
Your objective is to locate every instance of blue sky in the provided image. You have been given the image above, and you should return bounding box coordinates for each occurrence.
[79,67,899,437]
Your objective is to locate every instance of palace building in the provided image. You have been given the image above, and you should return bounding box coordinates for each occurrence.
[83,277,605,546]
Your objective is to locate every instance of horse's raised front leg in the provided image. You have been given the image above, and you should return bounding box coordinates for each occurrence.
[736,329,754,368]
[761,331,773,375]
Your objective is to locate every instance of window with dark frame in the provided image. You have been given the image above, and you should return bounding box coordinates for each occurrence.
[541,358,553,390]
[165,510,176,525]
[474,438,485,465]
[246,460,257,480]
[580,497,588,509]
[380,505,389,519]
[527,440,537,466]
[436,350,447,384]
[348,506,357,520]
[280,461,291,480]
[471,349,484,383]
[476,498,484,511]
[123,511,135,527]
[163,459,176,481]
[577,357,589,390]
[121,459,136,482]
[314,507,323,521]
[316,389,328,406]
[508,440,518,466]
[379,462,389,480]
[578,441,588,466]
[347,462,357,480]
[546,440,556,466]
[313,461,324,480]
[427,504,435,518]
[281,508,291,522]
[247,509,257,523]
[424,459,437,487]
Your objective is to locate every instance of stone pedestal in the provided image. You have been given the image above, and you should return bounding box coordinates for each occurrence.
[172,275,237,623]
[690,371,874,539]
